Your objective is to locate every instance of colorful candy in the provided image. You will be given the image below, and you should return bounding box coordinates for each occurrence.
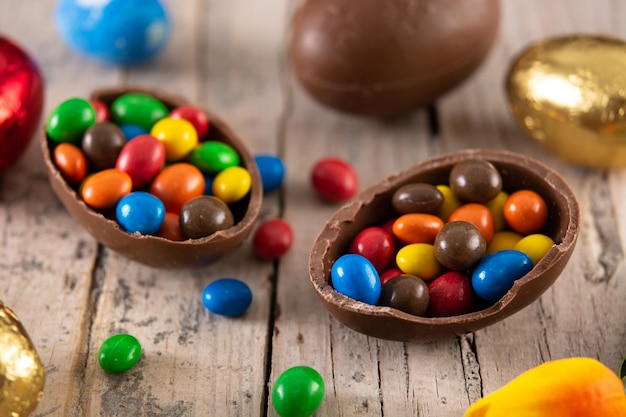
[170,105,210,139]
[254,154,285,194]
[190,141,240,173]
[379,274,430,316]
[331,254,381,305]
[202,278,252,317]
[82,122,126,170]
[179,196,234,239]
[272,366,325,417]
[471,250,533,303]
[149,163,205,214]
[81,169,132,210]
[348,226,395,272]
[111,93,168,131]
[434,221,486,271]
[115,134,166,190]
[98,334,141,373]
[392,182,443,214]
[116,191,165,235]
[449,158,502,203]
[311,157,358,203]
[253,219,294,260]
[427,271,475,317]
[212,166,252,204]
[392,213,444,245]
[53,143,87,184]
[396,243,442,281]
[503,190,548,234]
[150,116,198,161]
[46,98,96,144]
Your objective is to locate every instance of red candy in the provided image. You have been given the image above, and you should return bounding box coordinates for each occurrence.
[170,105,210,139]
[253,218,294,260]
[379,268,403,286]
[348,226,395,272]
[426,271,475,317]
[503,190,548,235]
[90,99,110,123]
[115,134,166,190]
[311,157,358,203]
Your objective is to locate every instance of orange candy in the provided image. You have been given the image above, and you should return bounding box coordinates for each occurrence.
[156,212,185,241]
[81,169,132,210]
[150,163,205,214]
[392,213,444,245]
[449,203,495,242]
[503,190,548,235]
[53,143,87,184]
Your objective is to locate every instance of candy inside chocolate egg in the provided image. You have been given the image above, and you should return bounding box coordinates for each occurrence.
[309,150,579,343]
[288,0,501,117]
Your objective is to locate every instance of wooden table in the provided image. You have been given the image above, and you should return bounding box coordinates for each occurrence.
[1,1,625,416]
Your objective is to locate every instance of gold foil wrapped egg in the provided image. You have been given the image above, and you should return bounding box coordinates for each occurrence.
[0,301,45,416]
[506,35,626,169]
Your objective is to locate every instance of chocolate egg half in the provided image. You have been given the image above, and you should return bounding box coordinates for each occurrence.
[288,0,500,117]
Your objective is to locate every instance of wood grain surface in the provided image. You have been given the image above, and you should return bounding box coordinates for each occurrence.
[0,1,624,416]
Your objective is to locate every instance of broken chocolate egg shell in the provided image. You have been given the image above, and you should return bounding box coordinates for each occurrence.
[41,86,262,269]
[309,149,579,342]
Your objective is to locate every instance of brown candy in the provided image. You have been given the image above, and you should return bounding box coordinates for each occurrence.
[82,121,126,171]
[449,159,502,203]
[392,183,443,215]
[379,275,429,316]
[434,221,486,271]
[179,196,235,240]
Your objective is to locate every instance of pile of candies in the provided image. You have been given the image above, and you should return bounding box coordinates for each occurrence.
[46,92,254,240]
[331,159,556,317]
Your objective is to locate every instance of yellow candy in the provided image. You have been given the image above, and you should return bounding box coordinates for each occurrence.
[436,184,461,221]
[464,357,626,417]
[150,117,198,161]
[485,191,509,232]
[396,243,442,281]
[486,231,523,254]
[513,233,555,265]
[213,166,252,203]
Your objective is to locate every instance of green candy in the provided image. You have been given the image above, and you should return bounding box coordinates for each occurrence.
[111,93,168,131]
[190,141,240,173]
[98,334,142,373]
[46,98,96,144]
[272,366,325,417]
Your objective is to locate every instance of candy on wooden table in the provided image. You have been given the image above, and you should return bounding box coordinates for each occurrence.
[253,218,294,260]
[98,334,142,374]
[310,157,358,203]
[272,366,325,417]
[254,154,285,194]
[202,278,252,317]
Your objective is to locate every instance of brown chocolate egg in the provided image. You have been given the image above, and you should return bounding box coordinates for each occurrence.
[288,0,500,117]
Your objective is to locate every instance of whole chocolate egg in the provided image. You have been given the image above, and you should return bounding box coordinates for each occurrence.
[288,0,500,117]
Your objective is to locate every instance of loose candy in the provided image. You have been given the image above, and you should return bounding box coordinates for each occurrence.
[311,157,358,203]
[504,190,548,235]
[98,334,141,373]
[434,221,486,271]
[254,154,285,194]
[396,243,442,281]
[392,182,443,215]
[116,191,165,235]
[253,218,294,260]
[392,213,444,245]
[212,166,251,204]
[348,226,395,272]
[111,93,168,131]
[272,366,325,417]
[379,274,430,316]
[150,163,205,213]
[53,143,87,184]
[150,116,198,161]
[472,250,533,303]
[115,134,166,190]
[82,122,126,170]
[179,196,234,239]
[190,141,240,173]
[170,105,210,139]
[202,278,252,317]
[81,169,132,210]
[46,97,96,144]
[513,234,554,265]
[331,254,381,305]
[427,271,475,317]
[449,159,502,203]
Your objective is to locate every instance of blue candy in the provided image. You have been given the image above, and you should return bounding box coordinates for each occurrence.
[54,0,171,66]
[331,254,381,305]
[254,154,285,194]
[116,191,165,235]
[119,124,148,141]
[202,278,252,317]
[471,250,534,303]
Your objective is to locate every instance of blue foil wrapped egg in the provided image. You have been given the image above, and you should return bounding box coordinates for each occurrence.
[54,0,171,66]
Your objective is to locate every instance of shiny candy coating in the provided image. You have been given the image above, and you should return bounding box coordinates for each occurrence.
[98,334,142,373]
[348,226,395,272]
[503,190,548,235]
[392,213,444,245]
[427,271,475,317]
[150,163,205,214]
[255,154,286,194]
[253,218,294,260]
[0,300,45,416]
[272,366,325,417]
[90,99,109,123]
[54,0,170,66]
[392,182,443,215]
[156,212,184,241]
[111,93,168,131]
[449,159,502,203]
[379,275,429,316]
[485,191,509,232]
[449,203,495,243]
[202,278,252,317]
[513,234,555,265]
[0,37,44,171]
[434,221,486,271]
[331,254,381,305]
[472,250,533,303]
[150,116,198,161]
[179,196,234,239]
[53,142,87,184]
[46,97,96,144]
[81,169,132,210]
[212,166,252,204]
[115,134,166,190]
[190,141,240,173]
[396,243,442,281]
[506,35,626,169]
[119,124,147,140]
[116,191,165,235]
[486,231,523,255]
[170,105,210,139]
[311,157,358,203]
[82,121,126,170]
[436,184,462,221]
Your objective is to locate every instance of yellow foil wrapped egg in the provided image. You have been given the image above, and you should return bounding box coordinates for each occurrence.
[506,35,626,169]
[0,301,45,416]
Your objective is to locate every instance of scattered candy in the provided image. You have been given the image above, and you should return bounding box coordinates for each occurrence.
[331,254,381,305]
[253,219,294,260]
[254,154,285,194]
[202,278,252,317]
[116,191,165,235]
[272,366,325,417]
[311,157,358,203]
[98,334,142,373]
